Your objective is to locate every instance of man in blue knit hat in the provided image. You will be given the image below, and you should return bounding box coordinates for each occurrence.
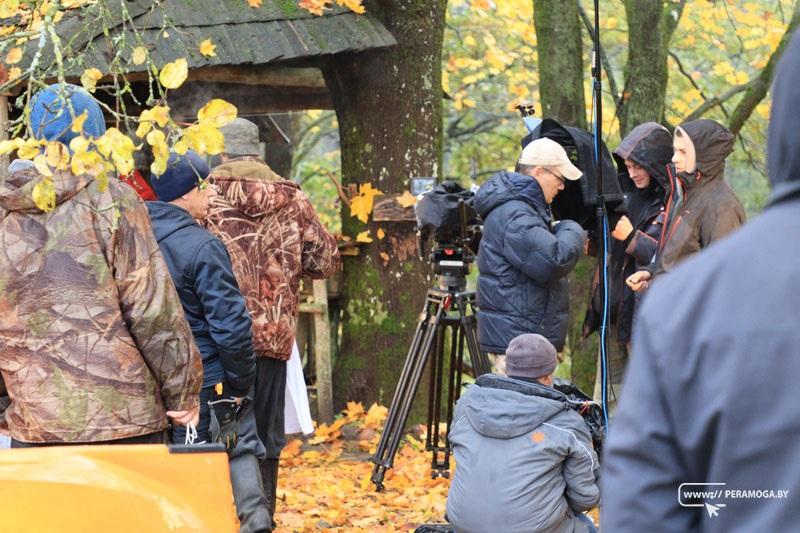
[0,83,203,446]
[147,150,269,533]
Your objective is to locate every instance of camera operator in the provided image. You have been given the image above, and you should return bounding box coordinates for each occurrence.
[475,138,586,367]
[446,333,600,533]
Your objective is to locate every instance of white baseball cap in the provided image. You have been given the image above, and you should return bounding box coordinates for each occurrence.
[518,138,582,181]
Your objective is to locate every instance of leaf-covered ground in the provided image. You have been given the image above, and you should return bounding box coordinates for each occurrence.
[274,402,599,532]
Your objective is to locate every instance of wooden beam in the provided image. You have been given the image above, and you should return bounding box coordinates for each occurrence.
[311,279,334,424]
[167,81,333,119]
[121,65,327,89]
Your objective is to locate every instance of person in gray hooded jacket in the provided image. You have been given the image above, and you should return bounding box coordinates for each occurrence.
[602,29,800,533]
[446,334,599,533]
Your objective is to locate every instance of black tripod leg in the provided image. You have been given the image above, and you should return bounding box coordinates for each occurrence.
[370,294,445,491]
[426,323,446,454]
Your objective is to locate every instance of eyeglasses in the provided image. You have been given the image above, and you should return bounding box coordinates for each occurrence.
[543,168,566,184]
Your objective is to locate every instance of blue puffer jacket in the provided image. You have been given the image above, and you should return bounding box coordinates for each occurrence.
[475,171,584,353]
[147,201,255,397]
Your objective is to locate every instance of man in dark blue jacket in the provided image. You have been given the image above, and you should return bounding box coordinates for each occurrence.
[148,150,269,533]
[475,138,586,362]
[602,30,800,532]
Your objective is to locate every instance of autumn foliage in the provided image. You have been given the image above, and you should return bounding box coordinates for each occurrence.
[275,401,450,531]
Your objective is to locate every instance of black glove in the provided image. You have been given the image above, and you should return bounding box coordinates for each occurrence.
[208,391,251,450]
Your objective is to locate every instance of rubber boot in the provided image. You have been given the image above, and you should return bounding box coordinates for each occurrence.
[259,458,280,531]
[230,452,271,533]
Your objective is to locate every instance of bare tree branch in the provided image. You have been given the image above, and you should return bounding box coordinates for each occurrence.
[684,80,756,122]
[729,0,800,136]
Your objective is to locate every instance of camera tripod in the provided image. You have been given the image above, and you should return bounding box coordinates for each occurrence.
[370,284,491,491]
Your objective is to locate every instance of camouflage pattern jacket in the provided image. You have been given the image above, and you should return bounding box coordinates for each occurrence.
[0,167,203,443]
[207,157,340,360]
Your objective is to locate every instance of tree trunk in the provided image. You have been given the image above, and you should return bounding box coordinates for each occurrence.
[620,0,685,135]
[533,0,594,386]
[323,0,446,412]
[533,0,587,129]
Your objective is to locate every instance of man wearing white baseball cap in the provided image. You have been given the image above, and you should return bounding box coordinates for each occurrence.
[474,137,587,365]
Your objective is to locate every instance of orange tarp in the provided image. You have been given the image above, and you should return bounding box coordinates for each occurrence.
[0,444,239,532]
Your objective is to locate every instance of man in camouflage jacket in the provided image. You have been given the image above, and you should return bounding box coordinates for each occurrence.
[207,118,340,529]
[0,84,203,445]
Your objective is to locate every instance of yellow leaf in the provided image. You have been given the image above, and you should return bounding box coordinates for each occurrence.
[379,252,390,263]
[363,402,388,428]
[95,128,136,176]
[33,154,52,177]
[199,39,217,58]
[349,182,383,223]
[136,105,171,138]
[396,190,417,208]
[0,138,24,156]
[377,227,385,239]
[0,0,20,18]
[159,58,188,89]
[356,230,373,243]
[182,122,225,155]
[7,66,21,81]
[247,0,262,6]
[5,47,21,64]
[131,46,147,65]
[32,177,56,212]
[343,401,365,421]
[80,68,102,93]
[17,138,42,160]
[146,129,169,175]
[70,110,88,133]
[70,148,103,176]
[335,0,365,14]
[45,141,69,170]
[197,98,237,128]
[298,0,326,16]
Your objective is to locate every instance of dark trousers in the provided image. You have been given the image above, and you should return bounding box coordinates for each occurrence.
[173,383,270,533]
[254,357,287,531]
[254,357,287,460]
[11,431,166,448]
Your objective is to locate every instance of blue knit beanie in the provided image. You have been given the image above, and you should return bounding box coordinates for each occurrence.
[29,83,106,144]
[151,150,210,202]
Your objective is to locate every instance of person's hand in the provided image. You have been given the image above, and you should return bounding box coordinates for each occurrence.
[167,405,200,427]
[611,215,633,241]
[626,270,652,292]
[233,397,246,406]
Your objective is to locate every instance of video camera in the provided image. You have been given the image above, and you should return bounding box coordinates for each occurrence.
[413,179,482,292]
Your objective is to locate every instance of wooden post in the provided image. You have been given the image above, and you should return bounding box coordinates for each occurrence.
[300,279,333,424]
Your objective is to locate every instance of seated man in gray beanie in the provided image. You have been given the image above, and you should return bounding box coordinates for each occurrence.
[446,333,600,533]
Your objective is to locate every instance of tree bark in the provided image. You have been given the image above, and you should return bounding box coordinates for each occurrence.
[533,0,587,129]
[533,0,595,387]
[323,0,446,412]
[620,0,685,135]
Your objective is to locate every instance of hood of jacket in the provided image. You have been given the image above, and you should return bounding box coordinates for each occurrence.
[0,167,92,214]
[210,156,301,218]
[677,119,734,187]
[767,30,800,205]
[460,374,568,439]
[614,122,672,192]
[146,200,198,242]
[474,170,548,219]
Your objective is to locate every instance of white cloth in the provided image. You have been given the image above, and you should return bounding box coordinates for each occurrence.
[284,342,314,435]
